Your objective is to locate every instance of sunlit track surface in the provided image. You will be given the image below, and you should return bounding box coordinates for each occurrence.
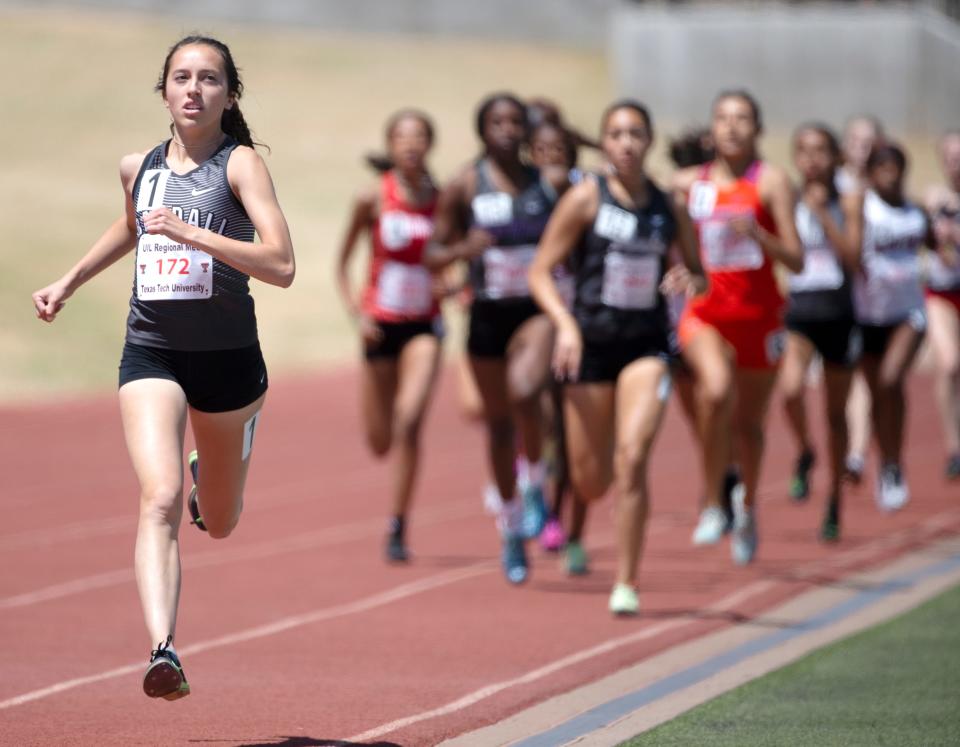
[1,368,957,746]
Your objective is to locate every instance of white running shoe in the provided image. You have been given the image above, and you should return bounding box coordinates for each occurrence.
[730,485,758,566]
[692,506,728,546]
[483,483,503,516]
[876,464,910,512]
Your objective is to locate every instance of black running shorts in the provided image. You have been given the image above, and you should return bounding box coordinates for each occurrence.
[786,318,861,368]
[467,299,543,359]
[364,319,443,360]
[118,341,268,413]
[576,334,671,384]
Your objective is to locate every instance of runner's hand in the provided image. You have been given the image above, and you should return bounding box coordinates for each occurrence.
[143,207,193,243]
[552,318,583,383]
[802,182,830,212]
[359,314,383,346]
[459,228,494,259]
[728,214,758,239]
[32,279,71,322]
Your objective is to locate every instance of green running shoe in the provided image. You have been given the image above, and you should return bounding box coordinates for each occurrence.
[564,540,588,576]
[789,449,815,503]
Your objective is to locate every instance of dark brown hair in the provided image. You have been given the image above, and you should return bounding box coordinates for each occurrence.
[156,35,260,149]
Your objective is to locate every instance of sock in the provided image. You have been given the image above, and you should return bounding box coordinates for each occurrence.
[516,456,530,487]
[497,495,524,537]
[526,459,546,486]
[388,515,405,538]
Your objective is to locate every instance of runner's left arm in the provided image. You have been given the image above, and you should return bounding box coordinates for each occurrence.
[141,146,296,287]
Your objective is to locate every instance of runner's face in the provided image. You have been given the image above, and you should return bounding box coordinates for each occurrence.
[602,108,651,177]
[940,135,960,187]
[483,101,526,158]
[793,130,837,184]
[388,117,431,173]
[162,44,232,132]
[530,127,569,169]
[711,97,758,161]
[842,120,878,172]
[869,159,904,198]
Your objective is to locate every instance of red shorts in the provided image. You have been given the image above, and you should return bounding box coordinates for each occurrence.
[679,309,786,370]
[926,288,960,316]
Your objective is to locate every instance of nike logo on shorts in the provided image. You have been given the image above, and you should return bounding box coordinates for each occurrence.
[191,187,216,197]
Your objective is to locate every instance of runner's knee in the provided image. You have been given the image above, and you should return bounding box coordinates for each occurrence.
[139,483,183,525]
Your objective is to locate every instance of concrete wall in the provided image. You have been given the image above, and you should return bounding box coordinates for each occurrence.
[6,0,618,46]
[609,3,960,136]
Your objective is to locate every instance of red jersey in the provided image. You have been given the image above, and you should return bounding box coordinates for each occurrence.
[363,171,439,322]
[686,161,784,323]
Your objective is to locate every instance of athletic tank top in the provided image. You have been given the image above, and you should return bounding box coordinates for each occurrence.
[126,138,257,351]
[686,161,783,323]
[571,175,675,343]
[787,199,854,322]
[854,190,927,325]
[468,159,556,303]
[362,171,438,322]
[927,202,960,293]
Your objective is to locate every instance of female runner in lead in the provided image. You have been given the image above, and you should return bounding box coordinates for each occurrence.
[674,90,803,565]
[336,110,443,562]
[32,36,295,699]
[530,99,704,614]
[426,93,568,584]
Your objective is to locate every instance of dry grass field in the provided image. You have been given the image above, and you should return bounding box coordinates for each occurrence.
[0,5,941,403]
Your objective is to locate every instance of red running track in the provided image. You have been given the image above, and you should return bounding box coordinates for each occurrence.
[0,366,957,746]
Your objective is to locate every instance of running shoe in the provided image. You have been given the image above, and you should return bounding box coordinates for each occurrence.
[482,483,503,515]
[539,516,566,552]
[844,453,864,485]
[820,498,840,543]
[608,583,640,616]
[692,506,728,546]
[720,467,740,532]
[385,517,409,563]
[730,486,758,566]
[501,534,528,584]
[876,463,910,512]
[143,636,190,700]
[186,450,206,532]
[789,449,816,503]
[564,540,588,576]
[946,453,960,481]
[521,481,549,539]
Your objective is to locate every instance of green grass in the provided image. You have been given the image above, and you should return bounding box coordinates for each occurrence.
[622,581,960,747]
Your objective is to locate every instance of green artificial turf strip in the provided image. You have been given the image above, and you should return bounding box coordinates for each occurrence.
[622,581,960,747]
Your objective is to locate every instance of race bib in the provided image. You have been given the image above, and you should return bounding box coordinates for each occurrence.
[601,252,659,310]
[380,212,412,251]
[377,261,433,316]
[483,245,536,299]
[135,236,213,300]
[594,203,638,243]
[472,193,513,227]
[688,181,718,220]
[701,214,764,271]
[789,247,844,292]
[137,169,172,211]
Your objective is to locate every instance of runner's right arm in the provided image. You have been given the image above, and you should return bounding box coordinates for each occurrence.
[529,178,598,381]
[32,153,142,322]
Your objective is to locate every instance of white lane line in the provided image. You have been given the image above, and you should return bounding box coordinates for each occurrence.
[346,509,960,743]
[347,580,778,744]
[0,501,479,610]
[0,561,494,711]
